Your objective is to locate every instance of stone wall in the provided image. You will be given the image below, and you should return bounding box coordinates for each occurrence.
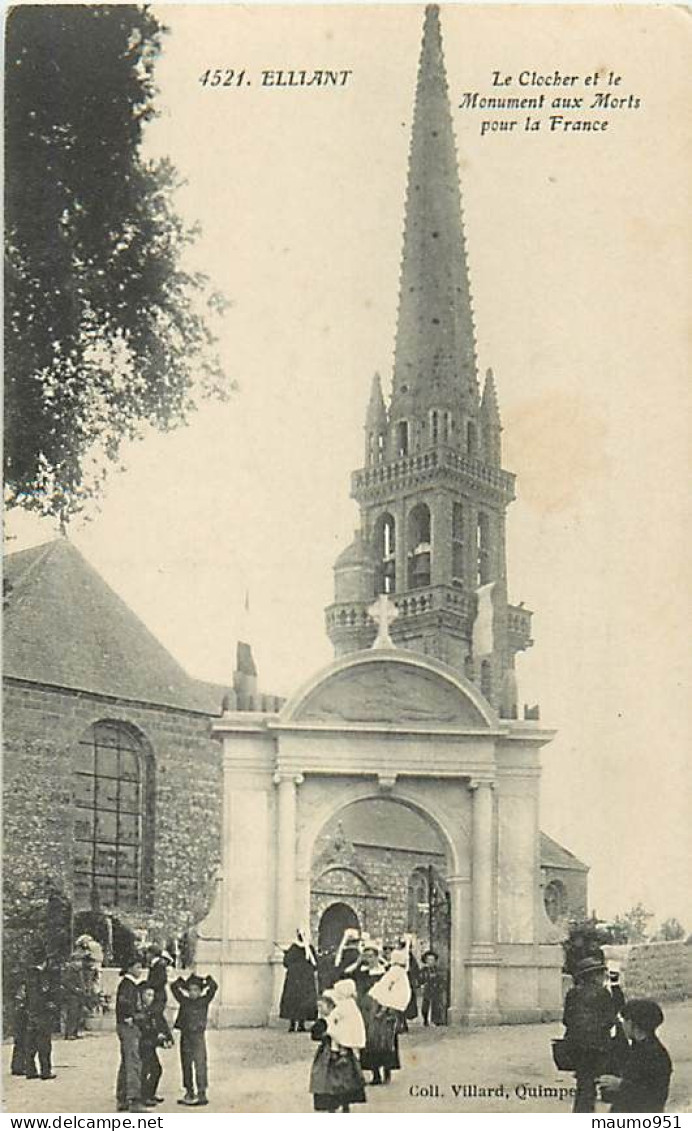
[311,841,445,944]
[604,941,692,1001]
[3,678,222,951]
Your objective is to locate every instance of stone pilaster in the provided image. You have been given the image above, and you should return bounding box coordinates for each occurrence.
[466,778,500,1024]
[446,874,471,1024]
[272,772,304,1012]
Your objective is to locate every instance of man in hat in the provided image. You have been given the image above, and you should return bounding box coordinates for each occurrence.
[24,945,59,1081]
[171,971,217,1106]
[562,955,618,1112]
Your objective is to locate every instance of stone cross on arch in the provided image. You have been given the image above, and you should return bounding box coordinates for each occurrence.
[368,592,399,649]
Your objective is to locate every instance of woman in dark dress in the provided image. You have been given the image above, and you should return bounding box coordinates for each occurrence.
[351,943,399,1086]
[364,948,411,1085]
[279,930,318,1032]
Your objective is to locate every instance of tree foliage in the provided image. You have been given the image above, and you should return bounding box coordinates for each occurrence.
[610,902,654,945]
[4,5,230,521]
[657,917,685,942]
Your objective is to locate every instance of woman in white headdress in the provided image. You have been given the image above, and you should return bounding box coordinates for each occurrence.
[309,980,366,1112]
[361,947,411,1085]
[279,929,317,1033]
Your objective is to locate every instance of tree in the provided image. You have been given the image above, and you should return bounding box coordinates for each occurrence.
[657,917,685,942]
[2,873,71,1026]
[610,902,654,944]
[4,5,230,522]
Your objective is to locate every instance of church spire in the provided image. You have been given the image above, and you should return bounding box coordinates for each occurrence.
[391,5,478,417]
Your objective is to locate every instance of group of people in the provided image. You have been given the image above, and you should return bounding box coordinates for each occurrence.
[279,928,447,1112]
[10,939,218,1112]
[115,945,217,1111]
[559,949,672,1113]
[11,936,102,1079]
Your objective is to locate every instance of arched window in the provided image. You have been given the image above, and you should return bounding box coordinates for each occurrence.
[544,879,567,923]
[374,512,396,594]
[407,868,430,935]
[73,722,150,911]
[396,420,410,457]
[452,502,464,585]
[430,409,439,445]
[443,411,452,445]
[476,512,490,585]
[367,431,375,466]
[467,420,477,454]
[407,503,432,589]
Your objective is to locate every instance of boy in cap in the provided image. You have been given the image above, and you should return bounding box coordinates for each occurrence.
[115,952,146,1112]
[420,950,446,1027]
[138,985,173,1106]
[562,954,618,1112]
[171,971,217,1106]
[599,999,672,1112]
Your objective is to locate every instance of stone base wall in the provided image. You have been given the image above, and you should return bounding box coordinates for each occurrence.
[604,941,692,1001]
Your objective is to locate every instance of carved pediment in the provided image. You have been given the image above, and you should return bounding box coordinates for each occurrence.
[295,657,487,727]
[312,820,366,877]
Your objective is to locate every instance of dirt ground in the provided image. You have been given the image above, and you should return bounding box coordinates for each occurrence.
[4,999,691,1115]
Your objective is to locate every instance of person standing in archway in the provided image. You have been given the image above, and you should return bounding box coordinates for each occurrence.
[362,946,411,1085]
[279,930,318,1033]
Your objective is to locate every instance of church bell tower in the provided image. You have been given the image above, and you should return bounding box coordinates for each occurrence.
[325,6,533,716]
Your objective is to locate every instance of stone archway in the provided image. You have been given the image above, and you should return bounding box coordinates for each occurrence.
[302,789,464,1020]
[200,646,559,1027]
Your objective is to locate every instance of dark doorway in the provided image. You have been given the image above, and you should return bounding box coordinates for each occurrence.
[318,902,359,952]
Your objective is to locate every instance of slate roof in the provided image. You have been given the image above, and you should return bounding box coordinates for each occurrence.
[540,832,589,873]
[336,799,445,854]
[3,539,226,715]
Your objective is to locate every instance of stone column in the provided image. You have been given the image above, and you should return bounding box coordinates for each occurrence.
[466,779,500,1024]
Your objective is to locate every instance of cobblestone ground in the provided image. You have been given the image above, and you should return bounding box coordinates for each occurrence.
[4,1000,691,1115]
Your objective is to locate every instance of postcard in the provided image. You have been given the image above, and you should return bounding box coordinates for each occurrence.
[3,3,690,1117]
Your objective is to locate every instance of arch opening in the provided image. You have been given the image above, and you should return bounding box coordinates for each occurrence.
[317,902,360,953]
[309,796,452,956]
[407,503,432,589]
[374,512,396,595]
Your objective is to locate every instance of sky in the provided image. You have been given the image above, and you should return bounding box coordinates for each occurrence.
[6,5,690,931]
